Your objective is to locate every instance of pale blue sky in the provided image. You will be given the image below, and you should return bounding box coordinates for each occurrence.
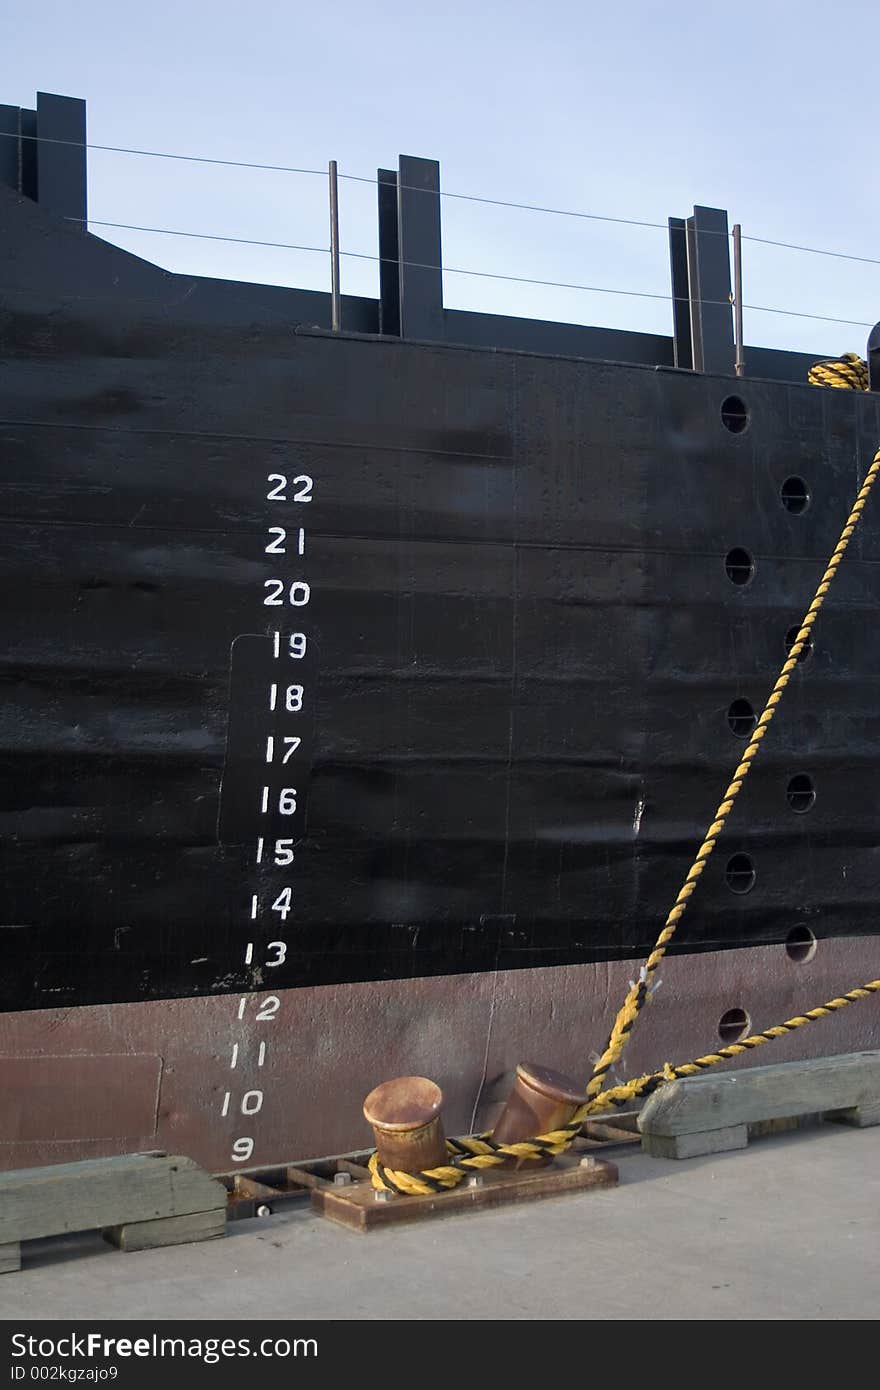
[3,0,880,355]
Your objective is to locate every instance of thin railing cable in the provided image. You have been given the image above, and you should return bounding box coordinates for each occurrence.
[77,218,876,330]
[6,129,880,269]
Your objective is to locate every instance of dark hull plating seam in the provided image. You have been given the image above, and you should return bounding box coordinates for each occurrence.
[2,181,880,1020]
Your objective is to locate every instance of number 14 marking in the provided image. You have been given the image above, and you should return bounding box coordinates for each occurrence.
[250,888,293,920]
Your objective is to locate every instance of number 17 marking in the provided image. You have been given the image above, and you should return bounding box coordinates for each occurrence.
[265,735,302,763]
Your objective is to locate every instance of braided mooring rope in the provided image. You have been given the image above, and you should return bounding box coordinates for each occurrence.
[369,356,879,1195]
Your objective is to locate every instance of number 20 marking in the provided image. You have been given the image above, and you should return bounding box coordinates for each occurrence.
[264,580,310,607]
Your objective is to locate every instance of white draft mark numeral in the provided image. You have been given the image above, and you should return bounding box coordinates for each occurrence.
[266,474,313,503]
[222,1090,264,1117]
[271,887,292,920]
[244,941,288,968]
[264,526,305,556]
[272,632,307,660]
[230,1042,266,1070]
[260,787,297,816]
[265,735,302,764]
[268,684,304,713]
[263,580,310,607]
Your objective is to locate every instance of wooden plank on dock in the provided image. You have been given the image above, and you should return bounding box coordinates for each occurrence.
[104,1208,226,1252]
[0,1153,226,1249]
[639,1050,880,1159]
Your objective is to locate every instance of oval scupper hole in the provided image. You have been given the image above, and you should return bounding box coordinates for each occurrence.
[725,548,755,586]
[781,476,810,514]
[785,925,818,963]
[721,396,749,433]
[718,1008,751,1043]
[786,774,816,813]
[727,699,757,738]
[725,853,756,895]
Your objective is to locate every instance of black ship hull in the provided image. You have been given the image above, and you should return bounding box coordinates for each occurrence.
[1,92,877,1172]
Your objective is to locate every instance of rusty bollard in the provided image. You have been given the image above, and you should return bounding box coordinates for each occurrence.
[363,1076,448,1175]
[491,1061,587,1151]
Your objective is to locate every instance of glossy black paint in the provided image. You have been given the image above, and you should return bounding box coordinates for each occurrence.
[1,95,879,1013]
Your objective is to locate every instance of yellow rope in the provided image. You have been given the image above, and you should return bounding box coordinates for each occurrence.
[587,978,880,1112]
[585,438,880,1101]
[583,353,875,1099]
[369,977,880,1192]
[807,352,868,390]
[368,355,879,1196]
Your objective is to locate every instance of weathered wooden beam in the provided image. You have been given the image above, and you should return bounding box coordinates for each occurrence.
[639,1051,880,1159]
[104,1208,226,1252]
[0,1153,226,1253]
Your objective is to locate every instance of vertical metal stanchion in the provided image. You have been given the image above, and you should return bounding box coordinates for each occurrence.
[329,159,341,333]
[732,223,745,377]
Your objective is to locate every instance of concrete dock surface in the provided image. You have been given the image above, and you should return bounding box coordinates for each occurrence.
[2,1124,878,1321]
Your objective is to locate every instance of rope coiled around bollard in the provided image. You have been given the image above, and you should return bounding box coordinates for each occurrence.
[807,352,869,390]
[368,977,880,1192]
[368,356,880,1195]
